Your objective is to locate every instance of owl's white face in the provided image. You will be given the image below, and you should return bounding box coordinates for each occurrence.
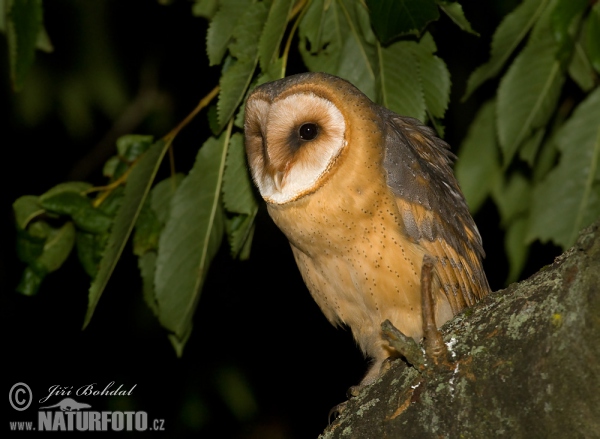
[244,91,347,205]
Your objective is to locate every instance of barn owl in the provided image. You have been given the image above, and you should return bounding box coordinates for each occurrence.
[244,72,490,388]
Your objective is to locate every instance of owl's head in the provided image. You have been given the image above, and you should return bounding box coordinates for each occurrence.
[244,73,369,205]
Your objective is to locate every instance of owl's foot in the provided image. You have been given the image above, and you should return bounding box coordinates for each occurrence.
[382,256,452,370]
[328,401,347,424]
[381,320,424,368]
[420,255,451,369]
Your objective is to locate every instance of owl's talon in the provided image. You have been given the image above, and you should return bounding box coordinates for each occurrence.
[328,401,347,424]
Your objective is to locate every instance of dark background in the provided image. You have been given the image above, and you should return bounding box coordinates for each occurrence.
[3,1,561,437]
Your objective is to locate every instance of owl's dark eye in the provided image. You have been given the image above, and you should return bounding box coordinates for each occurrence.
[299,123,319,141]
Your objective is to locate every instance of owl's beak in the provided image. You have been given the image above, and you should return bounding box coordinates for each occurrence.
[273,169,286,191]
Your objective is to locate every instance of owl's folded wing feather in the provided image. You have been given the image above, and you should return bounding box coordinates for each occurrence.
[381,111,490,313]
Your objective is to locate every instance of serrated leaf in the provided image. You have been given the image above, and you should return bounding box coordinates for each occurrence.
[83,139,170,329]
[492,172,531,227]
[550,0,586,45]
[13,195,43,229]
[133,201,161,257]
[17,267,44,296]
[16,227,45,265]
[36,221,76,273]
[299,0,342,74]
[586,3,600,74]
[335,0,377,99]
[103,156,120,179]
[192,0,218,19]
[116,134,154,161]
[299,0,377,99]
[138,251,158,316]
[151,174,185,225]
[225,213,256,259]
[76,231,101,278]
[455,100,501,214]
[528,87,600,248]
[222,133,259,215]
[519,127,545,165]
[568,40,596,92]
[228,2,269,61]
[40,192,113,234]
[413,33,451,119]
[366,0,439,44]
[39,182,93,201]
[238,222,255,260]
[155,130,230,343]
[258,0,293,71]
[206,0,252,66]
[6,0,43,91]
[497,35,565,165]
[505,216,529,284]
[463,0,550,100]
[217,59,258,131]
[437,1,478,36]
[378,40,425,120]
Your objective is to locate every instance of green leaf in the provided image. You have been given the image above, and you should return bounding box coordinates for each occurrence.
[116,134,154,161]
[221,133,258,259]
[36,221,76,273]
[133,201,161,257]
[16,267,44,296]
[83,139,170,329]
[258,0,293,71]
[497,35,565,165]
[550,0,586,45]
[413,33,451,119]
[378,40,424,120]
[463,0,550,100]
[206,0,252,66]
[225,213,256,259]
[151,174,185,225]
[299,0,337,73]
[335,0,377,99]
[155,130,230,343]
[366,0,439,44]
[13,195,44,229]
[519,127,545,166]
[505,216,530,284]
[228,2,268,62]
[585,3,600,74]
[492,172,531,227]
[528,87,600,248]
[39,182,93,201]
[40,192,112,234]
[6,0,43,91]
[455,100,501,214]
[222,133,258,215]
[299,0,377,100]
[568,39,596,92]
[16,227,45,265]
[217,59,258,131]
[437,1,478,36]
[138,251,159,316]
[192,0,219,19]
[76,231,102,278]
[216,2,268,130]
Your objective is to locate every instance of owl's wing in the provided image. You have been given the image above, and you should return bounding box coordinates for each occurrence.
[380,110,490,313]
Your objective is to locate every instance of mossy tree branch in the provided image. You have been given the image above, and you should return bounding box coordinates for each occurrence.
[322,218,600,439]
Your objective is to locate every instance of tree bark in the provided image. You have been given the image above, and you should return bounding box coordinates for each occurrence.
[321,219,600,439]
